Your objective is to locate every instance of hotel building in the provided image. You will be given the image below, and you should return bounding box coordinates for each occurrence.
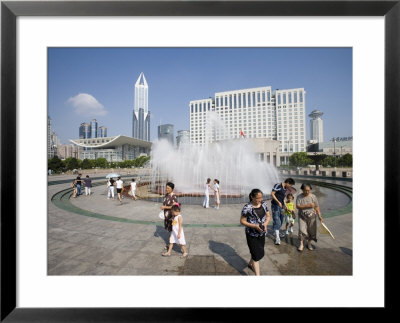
[189,86,306,159]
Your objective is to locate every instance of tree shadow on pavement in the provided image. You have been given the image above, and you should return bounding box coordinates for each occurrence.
[209,240,249,275]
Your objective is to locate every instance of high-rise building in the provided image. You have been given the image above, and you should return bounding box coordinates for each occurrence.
[98,126,107,138]
[90,119,98,138]
[158,124,174,146]
[189,86,306,155]
[79,122,91,139]
[132,72,150,141]
[176,130,190,148]
[48,116,53,158]
[309,109,324,143]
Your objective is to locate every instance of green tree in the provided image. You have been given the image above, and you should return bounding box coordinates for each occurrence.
[133,155,150,167]
[81,158,92,170]
[95,158,108,168]
[338,153,352,167]
[48,155,64,173]
[289,152,313,167]
[64,157,79,170]
[321,156,336,167]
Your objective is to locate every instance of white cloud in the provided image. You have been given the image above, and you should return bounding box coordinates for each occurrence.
[67,93,107,116]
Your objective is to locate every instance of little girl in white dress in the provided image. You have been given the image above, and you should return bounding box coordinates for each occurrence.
[162,204,188,258]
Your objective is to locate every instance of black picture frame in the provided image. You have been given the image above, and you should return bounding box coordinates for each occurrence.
[1,0,397,321]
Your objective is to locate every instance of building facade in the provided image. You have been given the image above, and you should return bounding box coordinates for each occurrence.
[90,119,98,139]
[98,126,107,138]
[70,135,151,162]
[132,72,150,141]
[158,124,174,146]
[79,122,91,139]
[307,137,352,156]
[309,109,324,143]
[57,144,79,159]
[189,86,306,158]
[176,130,190,148]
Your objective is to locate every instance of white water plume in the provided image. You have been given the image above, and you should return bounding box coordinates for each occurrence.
[151,112,280,196]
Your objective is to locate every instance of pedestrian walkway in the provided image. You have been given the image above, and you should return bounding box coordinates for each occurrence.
[48,179,352,275]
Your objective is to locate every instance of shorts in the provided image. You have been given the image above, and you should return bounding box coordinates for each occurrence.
[117,188,122,193]
[286,215,295,224]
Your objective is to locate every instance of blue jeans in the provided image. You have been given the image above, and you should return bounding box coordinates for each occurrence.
[271,203,284,231]
[76,184,81,195]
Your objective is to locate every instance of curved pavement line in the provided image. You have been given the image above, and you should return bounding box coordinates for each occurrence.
[50,182,352,227]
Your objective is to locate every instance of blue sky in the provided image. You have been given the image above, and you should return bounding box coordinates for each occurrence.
[48,47,352,144]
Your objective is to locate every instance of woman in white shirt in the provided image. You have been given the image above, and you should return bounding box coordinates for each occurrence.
[203,178,212,208]
[213,179,220,210]
[129,178,137,200]
[115,177,124,204]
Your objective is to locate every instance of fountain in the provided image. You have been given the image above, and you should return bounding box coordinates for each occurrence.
[148,112,280,204]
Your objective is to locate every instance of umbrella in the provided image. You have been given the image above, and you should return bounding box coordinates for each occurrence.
[106,173,120,179]
[318,222,335,239]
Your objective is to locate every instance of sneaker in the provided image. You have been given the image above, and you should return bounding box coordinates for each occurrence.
[275,237,281,245]
[289,227,293,233]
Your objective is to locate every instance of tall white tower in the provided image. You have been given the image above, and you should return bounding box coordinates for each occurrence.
[132,72,150,141]
[309,109,324,143]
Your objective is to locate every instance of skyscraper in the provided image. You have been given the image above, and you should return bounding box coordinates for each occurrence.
[309,109,324,143]
[132,72,150,141]
[79,122,91,139]
[189,86,306,153]
[98,126,107,138]
[158,124,174,146]
[176,130,190,148]
[90,119,98,138]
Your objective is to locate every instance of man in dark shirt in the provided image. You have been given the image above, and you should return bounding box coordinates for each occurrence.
[76,173,82,196]
[271,178,295,245]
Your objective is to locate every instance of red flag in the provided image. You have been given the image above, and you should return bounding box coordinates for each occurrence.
[240,130,245,138]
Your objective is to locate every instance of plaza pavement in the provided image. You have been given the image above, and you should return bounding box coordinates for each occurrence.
[48,176,352,275]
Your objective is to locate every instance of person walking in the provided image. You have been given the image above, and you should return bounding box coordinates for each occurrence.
[213,179,220,210]
[115,176,124,204]
[240,189,271,276]
[75,173,83,196]
[296,183,324,251]
[271,178,295,245]
[160,182,179,249]
[284,193,296,234]
[71,179,77,198]
[162,204,188,258]
[203,178,212,208]
[107,177,115,199]
[84,175,92,196]
[129,178,138,200]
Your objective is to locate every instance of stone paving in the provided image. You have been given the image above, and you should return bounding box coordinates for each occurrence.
[48,176,352,276]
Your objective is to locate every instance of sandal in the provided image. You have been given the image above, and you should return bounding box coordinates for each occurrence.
[162,252,171,257]
[180,253,188,258]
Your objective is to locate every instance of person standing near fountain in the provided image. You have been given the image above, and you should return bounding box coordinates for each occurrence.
[162,204,188,258]
[160,182,179,235]
[271,178,295,245]
[240,189,271,276]
[115,177,124,204]
[213,179,220,210]
[203,178,212,208]
[296,183,324,251]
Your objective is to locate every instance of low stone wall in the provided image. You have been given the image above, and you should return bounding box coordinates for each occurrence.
[280,168,352,178]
